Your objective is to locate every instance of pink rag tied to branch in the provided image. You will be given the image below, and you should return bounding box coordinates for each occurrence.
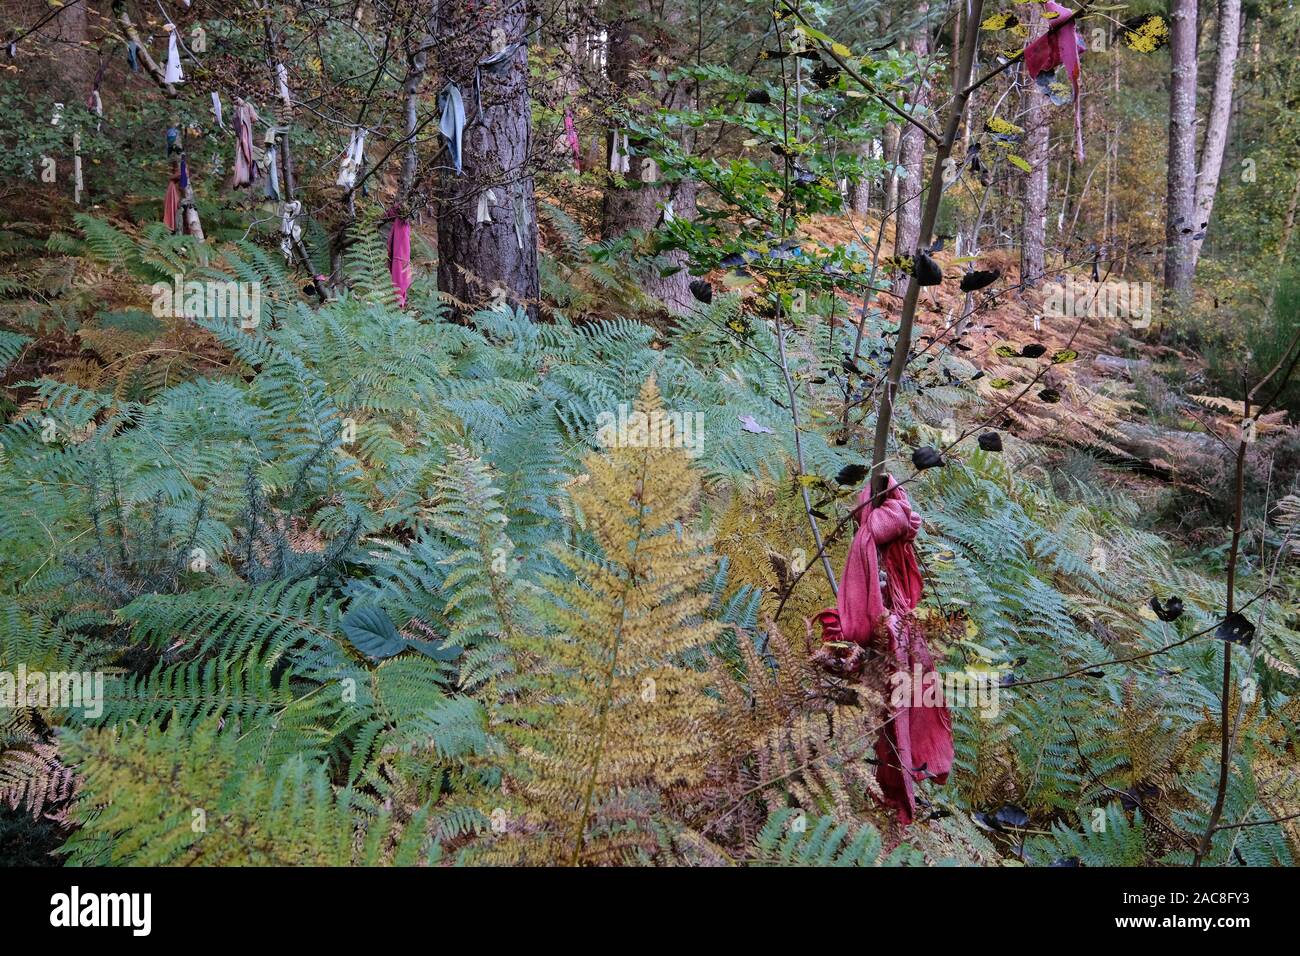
[386,211,412,308]
[163,168,181,232]
[816,478,954,825]
[565,110,582,172]
[1024,1,1086,162]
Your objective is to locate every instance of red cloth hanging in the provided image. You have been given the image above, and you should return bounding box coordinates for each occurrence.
[1024,2,1086,162]
[564,110,581,172]
[386,212,412,307]
[816,478,953,824]
[163,167,181,232]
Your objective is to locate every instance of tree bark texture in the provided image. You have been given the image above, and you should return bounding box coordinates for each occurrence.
[1164,0,1200,295]
[1020,11,1049,287]
[600,12,698,314]
[893,2,929,271]
[1192,0,1242,271]
[850,140,872,215]
[435,0,540,318]
[882,122,901,217]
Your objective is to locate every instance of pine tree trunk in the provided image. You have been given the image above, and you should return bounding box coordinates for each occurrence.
[49,0,93,102]
[1191,0,1242,271]
[1164,0,1200,296]
[599,14,698,314]
[1020,12,1049,288]
[435,0,539,318]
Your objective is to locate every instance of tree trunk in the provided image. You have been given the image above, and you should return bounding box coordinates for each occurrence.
[849,140,872,215]
[882,122,901,217]
[401,31,432,202]
[435,0,539,318]
[894,2,929,270]
[599,13,698,314]
[1020,11,1049,288]
[1265,166,1300,313]
[45,0,93,102]
[1164,0,1199,296]
[1191,0,1242,271]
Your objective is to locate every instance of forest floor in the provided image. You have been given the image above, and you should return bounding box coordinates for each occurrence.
[800,214,1287,534]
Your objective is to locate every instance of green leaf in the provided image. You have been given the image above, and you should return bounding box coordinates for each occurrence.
[407,638,464,662]
[341,604,407,660]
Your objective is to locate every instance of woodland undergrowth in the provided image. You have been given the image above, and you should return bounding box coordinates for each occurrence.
[0,216,1297,866]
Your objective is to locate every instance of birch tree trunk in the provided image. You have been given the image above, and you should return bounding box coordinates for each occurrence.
[874,7,897,222]
[1164,0,1200,296]
[401,29,433,202]
[1020,11,1049,288]
[1192,0,1242,271]
[435,0,539,318]
[893,2,930,270]
[882,122,901,217]
[849,140,872,215]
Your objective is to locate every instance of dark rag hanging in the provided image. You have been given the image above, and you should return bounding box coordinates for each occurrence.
[263,127,281,200]
[816,478,954,824]
[474,43,516,116]
[477,44,516,73]
[1024,2,1085,162]
[438,84,465,175]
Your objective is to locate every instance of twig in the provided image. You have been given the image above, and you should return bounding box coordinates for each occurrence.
[868,0,985,500]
